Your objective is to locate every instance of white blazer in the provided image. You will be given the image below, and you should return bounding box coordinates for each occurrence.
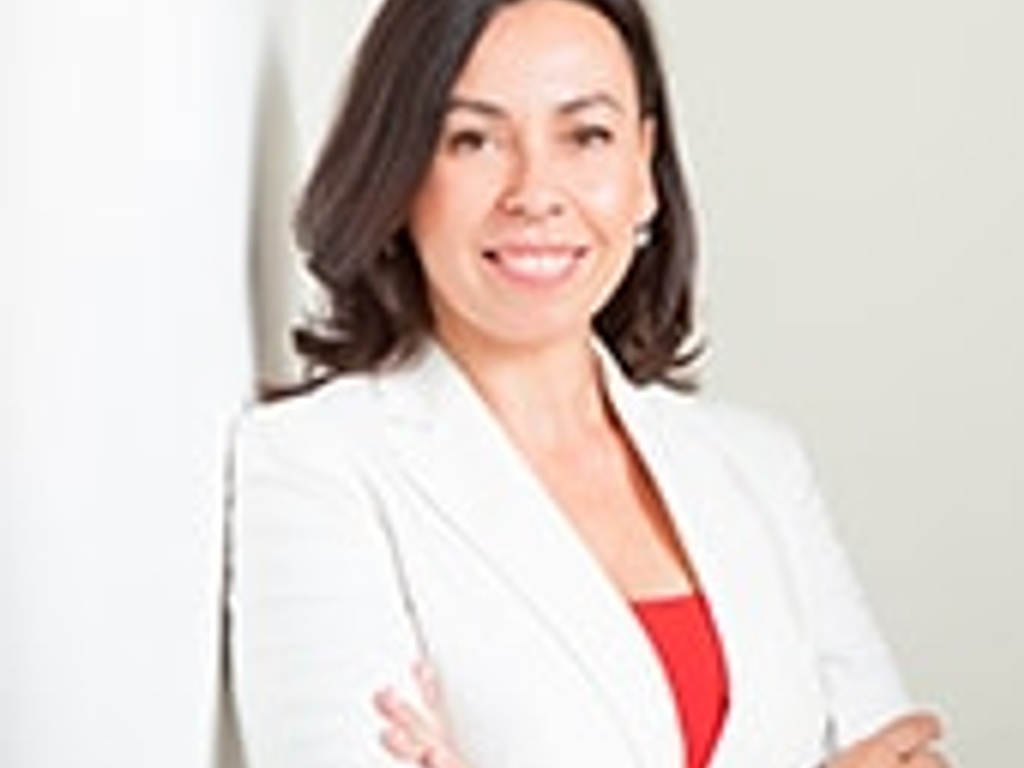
[228,340,910,768]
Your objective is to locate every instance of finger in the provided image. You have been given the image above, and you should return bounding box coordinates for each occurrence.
[373,687,432,734]
[380,726,426,762]
[877,713,943,758]
[904,747,952,768]
[425,745,465,768]
[374,687,454,764]
[414,660,445,715]
[381,725,457,768]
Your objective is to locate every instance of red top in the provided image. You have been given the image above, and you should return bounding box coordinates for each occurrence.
[631,593,729,768]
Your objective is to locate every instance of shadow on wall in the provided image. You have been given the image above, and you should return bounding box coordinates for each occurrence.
[216,35,299,768]
[247,36,307,395]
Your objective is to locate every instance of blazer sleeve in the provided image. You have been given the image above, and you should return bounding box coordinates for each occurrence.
[777,429,912,747]
[227,406,422,768]
[709,408,912,749]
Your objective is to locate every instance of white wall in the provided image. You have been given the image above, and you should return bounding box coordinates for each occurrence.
[1,2,262,766]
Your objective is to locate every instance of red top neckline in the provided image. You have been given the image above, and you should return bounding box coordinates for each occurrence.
[631,593,729,768]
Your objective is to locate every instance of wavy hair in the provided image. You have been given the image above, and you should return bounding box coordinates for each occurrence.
[292,0,701,386]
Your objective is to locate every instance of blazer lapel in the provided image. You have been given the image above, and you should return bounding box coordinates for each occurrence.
[607,366,829,768]
[375,342,682,768]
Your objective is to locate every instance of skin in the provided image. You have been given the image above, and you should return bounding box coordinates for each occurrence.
[407,0,656,369]
[375,1,952,765]
[374,663,466,768]
[829,714,950,768]
[407,0,688,602]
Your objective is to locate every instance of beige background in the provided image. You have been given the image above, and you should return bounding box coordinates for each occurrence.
[2,1,1019,767]
[653,4,1023,766]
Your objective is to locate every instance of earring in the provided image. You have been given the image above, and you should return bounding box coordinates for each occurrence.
[634,221,653,250]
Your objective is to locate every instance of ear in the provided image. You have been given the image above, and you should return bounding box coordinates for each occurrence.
[636,116,659,224]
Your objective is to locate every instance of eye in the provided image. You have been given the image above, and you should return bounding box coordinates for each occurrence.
[569,124,615,148]
[443,128,491,155]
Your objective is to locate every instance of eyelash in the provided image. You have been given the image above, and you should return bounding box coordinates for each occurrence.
[569,125,615,148]
[440,124,616,155]
[444,129,491,154]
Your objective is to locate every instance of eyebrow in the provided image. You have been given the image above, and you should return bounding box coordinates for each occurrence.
[445,91,627,120]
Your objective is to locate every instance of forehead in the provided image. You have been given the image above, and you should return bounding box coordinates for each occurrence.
[450,0,640,111]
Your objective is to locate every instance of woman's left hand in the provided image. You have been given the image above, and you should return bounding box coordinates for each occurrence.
[829,712,952,768]
[373,661,472,768]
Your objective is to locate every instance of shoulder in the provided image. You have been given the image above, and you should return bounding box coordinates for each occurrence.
[602,343,802,466]
[231,373,384,480]
[643,383,801,453]
[640,383,814,494]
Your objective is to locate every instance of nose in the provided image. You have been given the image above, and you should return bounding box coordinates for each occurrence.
[497,142,565,220]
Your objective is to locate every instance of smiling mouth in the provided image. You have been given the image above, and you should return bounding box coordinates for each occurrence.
[482,245,586,283]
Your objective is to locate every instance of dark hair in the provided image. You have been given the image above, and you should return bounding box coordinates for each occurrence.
[293,0,701,386]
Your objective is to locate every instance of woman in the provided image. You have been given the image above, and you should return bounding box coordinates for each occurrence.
[228,0,949,766]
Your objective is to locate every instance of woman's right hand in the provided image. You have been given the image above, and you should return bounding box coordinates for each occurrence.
[829,712,951,768]
[373,661,472,768]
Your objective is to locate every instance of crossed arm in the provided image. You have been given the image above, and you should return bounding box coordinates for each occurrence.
[373,662,951,768]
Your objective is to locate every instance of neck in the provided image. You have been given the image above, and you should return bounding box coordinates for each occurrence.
[439,334,611,451]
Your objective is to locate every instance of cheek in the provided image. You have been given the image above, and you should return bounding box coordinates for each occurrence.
[407,174,449,250]
[572,143,652,221]
[409,165,501,249]
[576,169,648,233]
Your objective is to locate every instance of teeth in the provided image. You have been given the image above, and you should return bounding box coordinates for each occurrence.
[503,254,574,277]
[489,248,579,281]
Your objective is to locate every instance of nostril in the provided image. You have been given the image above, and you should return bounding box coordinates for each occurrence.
[497,192,565,219]
[497,193,523,216]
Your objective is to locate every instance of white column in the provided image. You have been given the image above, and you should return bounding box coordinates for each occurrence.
[1,2,262,766]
